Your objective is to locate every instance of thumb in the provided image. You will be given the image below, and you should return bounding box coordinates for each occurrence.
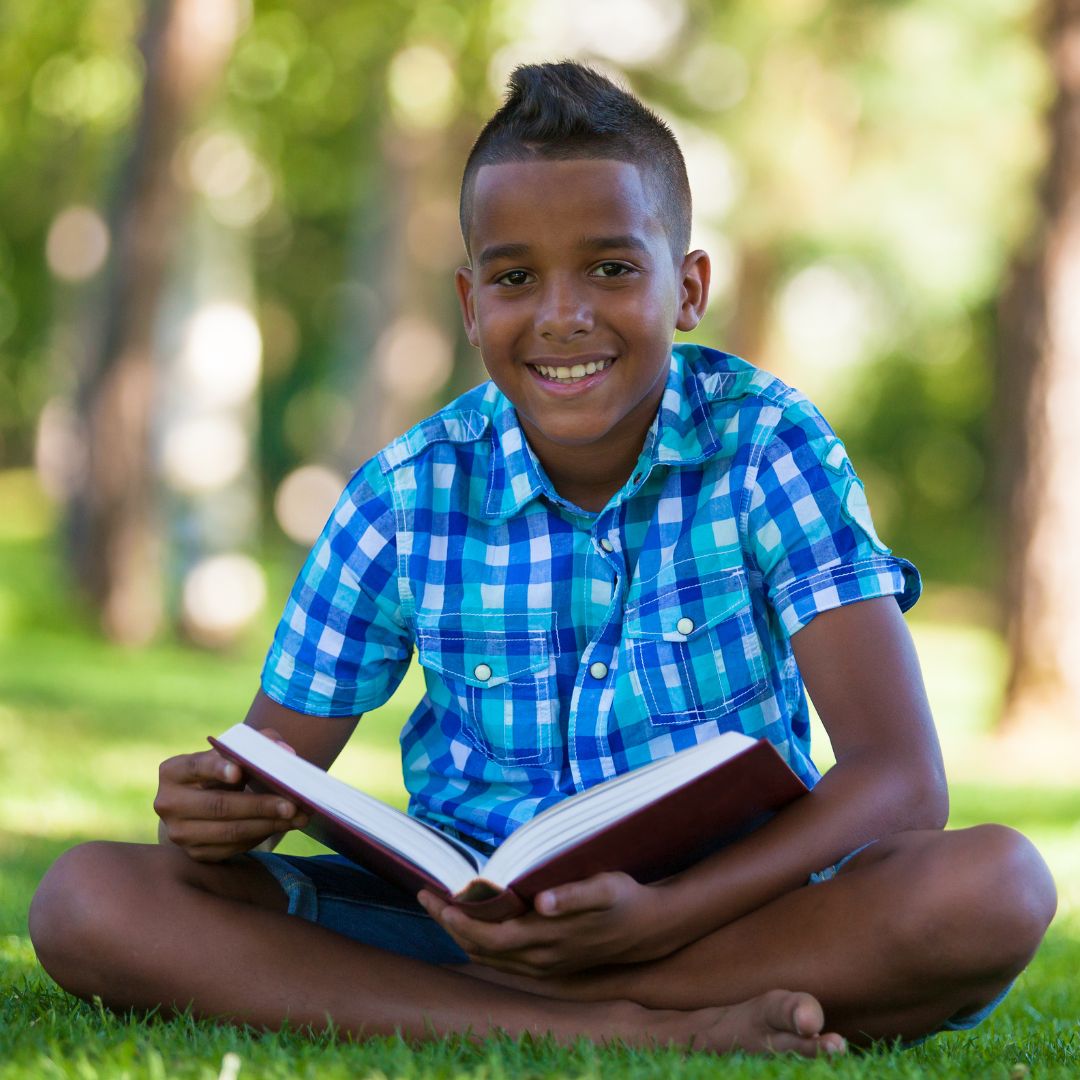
[534,872,622,917]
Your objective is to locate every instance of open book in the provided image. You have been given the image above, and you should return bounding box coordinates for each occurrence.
[210,723,808,921]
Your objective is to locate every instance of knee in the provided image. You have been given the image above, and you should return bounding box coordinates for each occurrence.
[909,825,1057,974]
[967,824,1057,956]
[29,841,135,992]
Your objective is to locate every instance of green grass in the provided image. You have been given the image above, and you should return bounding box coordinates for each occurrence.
[1,468,1078,1077]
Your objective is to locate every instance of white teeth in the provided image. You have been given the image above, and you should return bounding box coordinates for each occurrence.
[535,358,612,383]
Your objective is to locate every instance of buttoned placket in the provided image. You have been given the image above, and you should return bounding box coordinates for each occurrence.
[566,510,626,791]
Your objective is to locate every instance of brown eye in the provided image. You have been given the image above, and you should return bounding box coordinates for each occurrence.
[593,262,631,278]
[496,269,531,286]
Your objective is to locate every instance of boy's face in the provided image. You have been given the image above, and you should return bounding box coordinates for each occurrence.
[456,159,709,478]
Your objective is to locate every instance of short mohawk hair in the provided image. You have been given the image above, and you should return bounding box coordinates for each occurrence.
[460,62,692,258]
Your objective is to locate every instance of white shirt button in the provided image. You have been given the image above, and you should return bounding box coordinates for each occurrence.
[589,661,609,680]
[676,616,695,636]
[599,538,614,552]
[473,663,492,682]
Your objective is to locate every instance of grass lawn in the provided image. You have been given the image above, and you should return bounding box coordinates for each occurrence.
[1,469,1077,1077]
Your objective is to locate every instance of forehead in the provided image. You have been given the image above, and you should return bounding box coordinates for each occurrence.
[468,159,665,250]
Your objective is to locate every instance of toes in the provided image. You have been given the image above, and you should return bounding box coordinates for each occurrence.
[819,1033,847,1055]
[762,988,825,1038]
[759,990,846,1056]
[763,1031,847,1057]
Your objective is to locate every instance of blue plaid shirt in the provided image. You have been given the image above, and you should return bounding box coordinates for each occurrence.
[262,344,920,849]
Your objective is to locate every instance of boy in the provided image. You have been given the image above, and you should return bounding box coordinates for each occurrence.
[30,62,1056,1055]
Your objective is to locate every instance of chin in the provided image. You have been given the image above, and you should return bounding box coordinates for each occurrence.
[533,424,611,449]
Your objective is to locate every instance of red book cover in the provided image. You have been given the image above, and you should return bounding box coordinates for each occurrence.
[209,733,808,923]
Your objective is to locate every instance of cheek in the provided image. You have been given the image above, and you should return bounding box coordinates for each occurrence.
[474,299,522,343]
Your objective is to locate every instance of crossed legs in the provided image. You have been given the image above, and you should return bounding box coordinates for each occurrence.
[28,824,1055,1051]
[468,825,1057,1044]
[28,840,842,1055]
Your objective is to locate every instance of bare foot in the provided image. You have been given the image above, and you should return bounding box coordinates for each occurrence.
[657,989,846,1056]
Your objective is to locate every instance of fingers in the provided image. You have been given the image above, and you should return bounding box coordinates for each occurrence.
[417,875,641,976]
[533,871,627,917]
[161,748,243,789]
[155,792,307,849]
[155,745,308,861]
[417,892,557,971]
[156,784,304,829]
[160,732,297,791]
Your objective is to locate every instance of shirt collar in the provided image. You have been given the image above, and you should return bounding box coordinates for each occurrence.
[482,345,723,520]
[483,388,547,519]
[649,345,724,466]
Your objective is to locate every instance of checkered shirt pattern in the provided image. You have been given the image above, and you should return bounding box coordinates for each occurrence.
[262,344,921,849]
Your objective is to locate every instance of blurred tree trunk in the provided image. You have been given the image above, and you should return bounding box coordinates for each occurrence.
[68,0,236,643]
[998,0,1080,729]
[727,245,778,370]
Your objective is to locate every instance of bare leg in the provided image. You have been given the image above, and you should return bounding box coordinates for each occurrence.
[471,825,1057,1045]
[28,841,844,1056]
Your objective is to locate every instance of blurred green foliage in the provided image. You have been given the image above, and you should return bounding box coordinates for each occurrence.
[0,0,1050,590]
[0,0,144,460]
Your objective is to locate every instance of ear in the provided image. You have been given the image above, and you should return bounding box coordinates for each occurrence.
[675,249,711,333]
[455,265,480,348]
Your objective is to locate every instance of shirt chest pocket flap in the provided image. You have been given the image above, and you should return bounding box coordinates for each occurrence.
[622,567,769,725]
[415,611,560,767]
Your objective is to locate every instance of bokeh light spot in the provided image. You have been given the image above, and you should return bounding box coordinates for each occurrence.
[375,316,453,402]
[162,416,249,493]
[777,262,880,370]
[181,553,266,646]
[180,302,262,409]
[46,207,110,282]
[388,45,459,132]
[679,43,749,112]
[274,464,346,545]
[187,130,254,200]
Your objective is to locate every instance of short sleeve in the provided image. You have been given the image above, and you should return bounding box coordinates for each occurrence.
[260,458,413,717]
[745,399,920,638]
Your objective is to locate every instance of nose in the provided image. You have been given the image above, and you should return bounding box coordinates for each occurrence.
[535,276,593,341]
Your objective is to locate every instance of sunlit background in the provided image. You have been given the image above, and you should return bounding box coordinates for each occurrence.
[1,0,1079,918]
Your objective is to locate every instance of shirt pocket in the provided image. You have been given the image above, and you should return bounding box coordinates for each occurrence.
[621,567,769,727]
[415,610,560,768]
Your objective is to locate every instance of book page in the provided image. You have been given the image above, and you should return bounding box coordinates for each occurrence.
[483,730,756,885]
[213,725,482,892]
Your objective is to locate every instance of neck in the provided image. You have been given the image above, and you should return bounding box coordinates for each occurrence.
[522,416,654,515]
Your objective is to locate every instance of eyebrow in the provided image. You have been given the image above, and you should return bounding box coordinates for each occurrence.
[579,234,649,254]
[476,234,650,267]
[477,242,531,267]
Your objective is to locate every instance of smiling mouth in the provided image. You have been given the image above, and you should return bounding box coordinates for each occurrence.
[530,357,615,384]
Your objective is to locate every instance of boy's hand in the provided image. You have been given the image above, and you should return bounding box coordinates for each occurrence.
[418,871,672,977]
[154,728,309,862]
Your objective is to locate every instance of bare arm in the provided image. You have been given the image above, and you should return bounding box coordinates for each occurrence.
[640,595,947,949]
[240,690,360,769]
[155,689,360,860]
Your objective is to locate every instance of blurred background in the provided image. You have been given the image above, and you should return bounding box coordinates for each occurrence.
[1,0,1079,923]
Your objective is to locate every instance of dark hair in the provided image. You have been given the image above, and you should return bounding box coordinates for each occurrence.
[460,61,692,258]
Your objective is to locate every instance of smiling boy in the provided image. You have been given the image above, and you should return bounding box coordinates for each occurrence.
[30,62,1055,1054]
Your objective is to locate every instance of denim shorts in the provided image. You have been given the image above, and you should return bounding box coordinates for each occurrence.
[250,850,469,965]
[250,843,1010,1037]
